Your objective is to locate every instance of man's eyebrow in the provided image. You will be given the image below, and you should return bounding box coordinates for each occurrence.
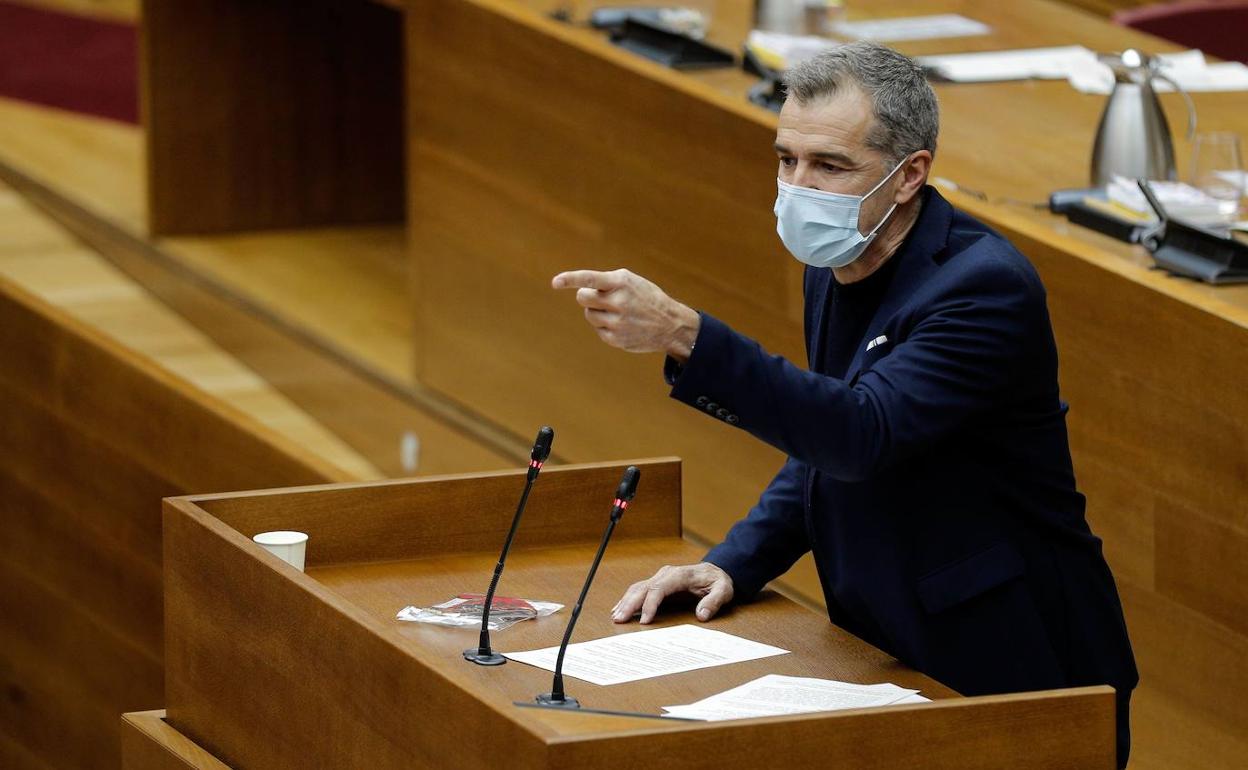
[772,143,856,165]
[811,150,856,165]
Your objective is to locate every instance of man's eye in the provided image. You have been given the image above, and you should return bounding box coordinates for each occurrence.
[779,157,796,167]
[820,162,843,173]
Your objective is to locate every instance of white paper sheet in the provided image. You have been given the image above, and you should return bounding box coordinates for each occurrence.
[1067,49,1248,94]
[890,693,935,705]
[1107,175,1239,224]
[661,674,928,721]
[918,46,1098,83]
[1216,170,1248,189]
[504,624,789,686]
[918,46,1248,94]
[832,14,990,42]
[746,30,839,69]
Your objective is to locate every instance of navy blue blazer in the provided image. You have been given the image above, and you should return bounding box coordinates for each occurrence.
[669,187,1138,765]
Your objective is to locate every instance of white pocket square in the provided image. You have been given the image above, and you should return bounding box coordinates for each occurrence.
[866,335,888,351]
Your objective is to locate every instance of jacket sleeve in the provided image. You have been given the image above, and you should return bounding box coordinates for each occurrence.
[669,256,1045,482]
[704,457,811,601]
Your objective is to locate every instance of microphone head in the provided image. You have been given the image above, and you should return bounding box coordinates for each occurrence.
[616,465,640,503]
[531,426,555,463]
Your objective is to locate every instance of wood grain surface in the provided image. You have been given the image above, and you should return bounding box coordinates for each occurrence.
[195,458,684,565]
[121,711,230,770]
[141,0,405,234]
[0,279,348,769]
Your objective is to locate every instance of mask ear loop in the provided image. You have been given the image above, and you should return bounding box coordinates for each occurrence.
[857,155,910,236]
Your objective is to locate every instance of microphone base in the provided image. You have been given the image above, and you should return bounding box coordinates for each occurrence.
[463,649,507,666]
[535,693,581,708]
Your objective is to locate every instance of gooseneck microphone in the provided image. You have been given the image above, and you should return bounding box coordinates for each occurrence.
[536,465,640,707]
[463,426,555,666]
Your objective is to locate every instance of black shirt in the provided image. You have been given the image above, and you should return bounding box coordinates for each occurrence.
[817,252,902,380]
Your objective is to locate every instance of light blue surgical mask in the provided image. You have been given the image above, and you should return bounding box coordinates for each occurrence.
[774,158,906,269]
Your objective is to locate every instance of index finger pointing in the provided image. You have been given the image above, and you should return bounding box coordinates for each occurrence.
[552,270,624,291]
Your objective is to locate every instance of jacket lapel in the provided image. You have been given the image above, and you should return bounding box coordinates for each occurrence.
[841,187,955,384]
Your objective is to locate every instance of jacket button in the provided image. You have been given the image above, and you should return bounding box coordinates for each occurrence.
[695,396,709,407]
[716,408,729,419]
[726,414,739,425]
[706,402,719,413]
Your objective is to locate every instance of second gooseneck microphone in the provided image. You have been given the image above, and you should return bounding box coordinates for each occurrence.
[536,465,640,708]
[463,426,555,666]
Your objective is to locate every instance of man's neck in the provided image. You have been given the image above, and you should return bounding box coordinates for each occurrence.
[832,195,924,284]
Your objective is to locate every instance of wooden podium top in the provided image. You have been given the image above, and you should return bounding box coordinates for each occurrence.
[160,459,1114,769]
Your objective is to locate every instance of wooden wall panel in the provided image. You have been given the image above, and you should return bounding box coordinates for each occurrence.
[141,0,404,234]
[1155,499,1248,638]
[407,0,795,566]
[1067,453,1155,588]
[0,279,351,769]
[0,735,52,770]
[0,558,157,770]
[1120,580,1248,764]
[0,461,163,659]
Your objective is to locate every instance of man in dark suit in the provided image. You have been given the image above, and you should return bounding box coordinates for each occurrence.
[552,42,1137,766]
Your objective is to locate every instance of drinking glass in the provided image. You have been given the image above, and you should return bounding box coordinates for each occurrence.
[1190,131,1244,221]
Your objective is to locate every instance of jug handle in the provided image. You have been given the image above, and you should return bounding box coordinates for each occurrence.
[1155,72,1197,141]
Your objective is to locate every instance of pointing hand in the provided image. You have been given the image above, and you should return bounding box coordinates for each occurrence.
[552,269,700,362]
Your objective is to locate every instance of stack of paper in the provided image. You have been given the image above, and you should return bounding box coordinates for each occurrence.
[745,15,992,71]
[1107,175,1239,224]
[1067,49,1248,95]
[505,624,789,685]
[919,46,1099,83]
[918,47,1248,94]
[746,30,838,71]
[662,674,930,721]
[831,14,990,43]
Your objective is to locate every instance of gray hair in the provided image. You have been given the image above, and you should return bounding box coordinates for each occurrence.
[784,42,939,165]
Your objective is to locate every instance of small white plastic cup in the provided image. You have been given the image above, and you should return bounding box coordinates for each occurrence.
[252,531,309,572]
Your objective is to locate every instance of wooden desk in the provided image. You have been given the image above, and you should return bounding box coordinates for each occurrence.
[146,459,1114,768]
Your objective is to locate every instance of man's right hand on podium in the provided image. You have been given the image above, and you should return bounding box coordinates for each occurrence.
[611,562,734,625]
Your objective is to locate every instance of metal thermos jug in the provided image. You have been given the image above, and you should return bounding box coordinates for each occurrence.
[1090,49,1196,187]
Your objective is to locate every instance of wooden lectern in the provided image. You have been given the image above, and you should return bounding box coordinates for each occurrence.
[127,459,1115,768]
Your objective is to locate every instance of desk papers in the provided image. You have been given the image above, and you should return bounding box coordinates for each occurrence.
[832,14,990,42]
[745,16,990,71]
[746,30,837,70]
[1067,49,1248,95]
[662,674,930,721]
[1107,175,1240,225]
[919,46,1248,94]
[504,624,788,685]
[919,46,1099,83]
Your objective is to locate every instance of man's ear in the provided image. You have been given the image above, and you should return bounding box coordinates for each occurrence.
[896,151,933,205]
